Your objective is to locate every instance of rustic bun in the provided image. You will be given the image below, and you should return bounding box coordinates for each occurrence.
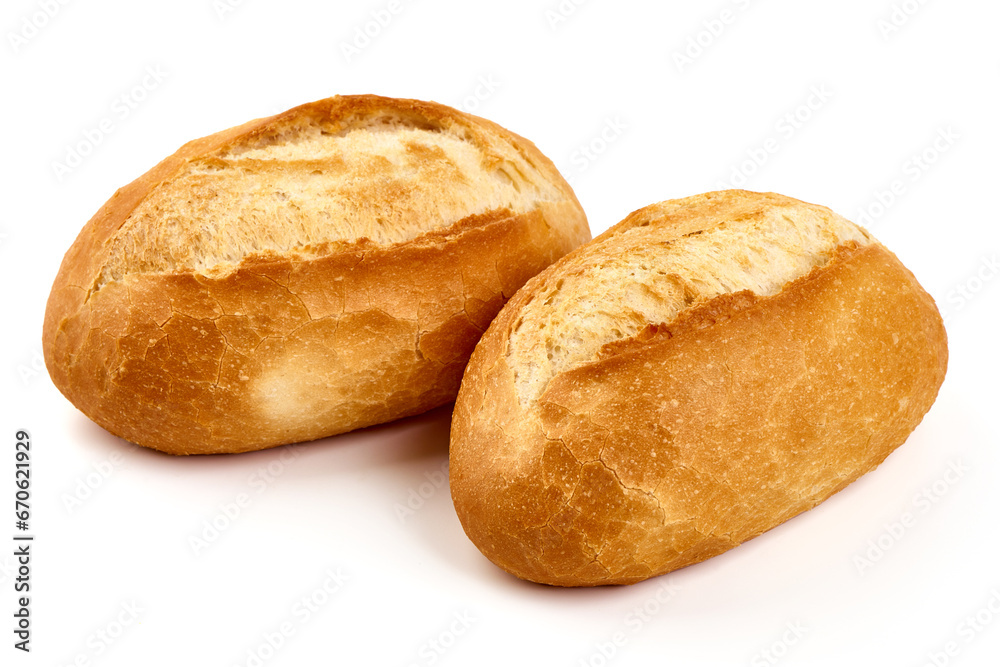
[43,95,590,454]
[450,190,947,586]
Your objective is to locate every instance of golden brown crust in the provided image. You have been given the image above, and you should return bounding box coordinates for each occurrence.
[43,95,590,454]
[450,193,947,587]
[504,189,872,406]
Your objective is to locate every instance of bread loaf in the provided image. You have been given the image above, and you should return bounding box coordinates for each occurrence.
[43,95,590,454]
[450,190,947,586]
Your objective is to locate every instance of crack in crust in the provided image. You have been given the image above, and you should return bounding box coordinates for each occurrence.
[93,98,568,291]
[507,191,873,407]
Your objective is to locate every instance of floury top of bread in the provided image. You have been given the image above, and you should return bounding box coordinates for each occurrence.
[507,191,873,406]
[44,95,590,454]
[94,100,569,288]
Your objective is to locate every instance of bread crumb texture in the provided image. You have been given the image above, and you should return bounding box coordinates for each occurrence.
[451,190,947,586]
[98,105,565,285]
[43,96,590,454]
[508,191,872,405]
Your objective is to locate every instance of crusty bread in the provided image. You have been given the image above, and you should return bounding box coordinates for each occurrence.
[43,95,590,455]
[450,190,948,586]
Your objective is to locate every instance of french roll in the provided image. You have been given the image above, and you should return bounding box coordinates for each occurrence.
[43,95,590,454]
[450,190,947,586]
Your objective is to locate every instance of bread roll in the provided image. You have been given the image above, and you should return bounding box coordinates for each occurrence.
[450,190,947,586]
[43,95,590,454]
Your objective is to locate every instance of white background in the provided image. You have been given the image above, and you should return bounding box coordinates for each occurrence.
[2,0,999,665]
